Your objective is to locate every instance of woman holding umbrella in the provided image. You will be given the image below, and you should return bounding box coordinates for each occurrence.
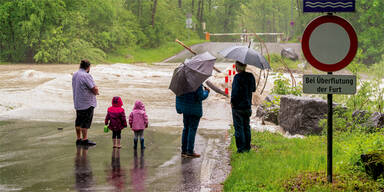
[169,51,216,158]
[176,85,210,158]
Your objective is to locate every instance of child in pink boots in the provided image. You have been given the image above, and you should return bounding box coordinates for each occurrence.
[105,96,127,148]
[129,100,148,150]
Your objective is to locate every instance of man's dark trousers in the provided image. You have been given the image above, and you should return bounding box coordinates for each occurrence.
[182,114,201,154]
[232,108,252,153]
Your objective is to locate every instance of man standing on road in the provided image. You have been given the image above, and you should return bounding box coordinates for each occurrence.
[176,85,210,158]
[231,61,256,153]
[72,59,99,146]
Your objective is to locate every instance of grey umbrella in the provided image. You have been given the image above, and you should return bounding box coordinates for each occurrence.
[169,52,216,96]
[219,46,271,69]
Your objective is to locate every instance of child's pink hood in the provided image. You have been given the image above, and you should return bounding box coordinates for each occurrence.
[108,96,124,113]
[133,100,145,111]
[105,96,127,131]
[129,100,148,131]
[113,96,123,107]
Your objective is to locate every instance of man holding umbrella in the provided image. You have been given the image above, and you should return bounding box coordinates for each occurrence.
[231,61,255,153]
[220,44,270,153]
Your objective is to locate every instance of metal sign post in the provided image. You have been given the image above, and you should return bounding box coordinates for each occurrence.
[327,71,333,183]
[301,9,357,183]
[303,73,356,183]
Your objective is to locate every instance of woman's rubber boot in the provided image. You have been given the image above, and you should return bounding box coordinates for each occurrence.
[133,138,138,150]
[140,138,146,150]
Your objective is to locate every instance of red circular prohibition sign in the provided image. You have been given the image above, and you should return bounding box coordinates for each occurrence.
[301,15,358,72]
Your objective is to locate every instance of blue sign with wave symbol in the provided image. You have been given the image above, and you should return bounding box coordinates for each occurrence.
[303,0,355,12]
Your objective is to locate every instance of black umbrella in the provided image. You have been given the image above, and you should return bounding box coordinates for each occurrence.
[169,52,216,96]
[219,46,271,69]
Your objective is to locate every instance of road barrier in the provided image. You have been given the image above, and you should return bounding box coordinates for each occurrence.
[205,32,284,42]
[225,75,229,95]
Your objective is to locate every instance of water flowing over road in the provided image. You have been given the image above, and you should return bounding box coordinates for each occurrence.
[0,63,232,191]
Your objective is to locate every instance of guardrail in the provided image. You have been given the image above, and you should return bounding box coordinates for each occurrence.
[205,32,284,43]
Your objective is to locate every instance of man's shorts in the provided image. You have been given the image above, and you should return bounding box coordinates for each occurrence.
[75,107,94,129]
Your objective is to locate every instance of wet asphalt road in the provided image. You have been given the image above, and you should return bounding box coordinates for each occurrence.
[0,120,230,192]
[0,63,232,192]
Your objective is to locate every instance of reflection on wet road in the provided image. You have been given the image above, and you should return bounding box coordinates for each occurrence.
[181,158,201,192]
[0,63,232,191]
[0,119,230,191]
[131,150,146,192]
[75,146,94,192]
[107,148,127,192]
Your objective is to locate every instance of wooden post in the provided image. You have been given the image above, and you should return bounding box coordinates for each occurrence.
[205,32,210,41]
[175,39,221,73]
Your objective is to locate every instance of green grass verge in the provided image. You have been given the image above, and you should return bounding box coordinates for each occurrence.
[224,129,384,191]
[106,39,208,64]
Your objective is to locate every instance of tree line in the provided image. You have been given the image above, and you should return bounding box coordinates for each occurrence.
[0,0,245,63]
[0,0,383,65]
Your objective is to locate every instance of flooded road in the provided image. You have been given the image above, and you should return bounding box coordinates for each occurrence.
[0,64,231,128]
[0,63,232,191]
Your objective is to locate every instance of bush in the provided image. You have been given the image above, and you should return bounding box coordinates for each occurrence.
[271,73,302,96]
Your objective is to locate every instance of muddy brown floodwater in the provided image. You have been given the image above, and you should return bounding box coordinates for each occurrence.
[0,63,232,192]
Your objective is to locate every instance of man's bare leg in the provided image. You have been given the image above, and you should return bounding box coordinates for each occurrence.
[81,128,88,140]
[81,128,96,145]
[76,126,81,140]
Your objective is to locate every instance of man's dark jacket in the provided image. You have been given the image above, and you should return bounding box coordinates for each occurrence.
[231,71,256,110]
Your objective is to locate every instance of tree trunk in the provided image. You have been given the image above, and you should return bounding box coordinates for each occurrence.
[278,5,282,35]
[296,0,301,16]
[272,7,275,33]
[223,4,229,32]
[262,3,266,32]
[200,0,204,22]
[151,0,158,27]
[178,0,182,8]
[8,19,15,61]
[197,0,201,20]
[223,3,233,32]
[192,0,195,14]
[208,0,211,13]
[137,0,142,17]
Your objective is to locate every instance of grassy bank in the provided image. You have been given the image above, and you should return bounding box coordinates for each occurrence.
[106,39,207,64]
[224,130,384,191]
[269,54,302,72]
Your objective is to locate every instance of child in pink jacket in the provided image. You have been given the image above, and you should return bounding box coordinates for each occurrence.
[129,100,148,150]
[105,96,127,148]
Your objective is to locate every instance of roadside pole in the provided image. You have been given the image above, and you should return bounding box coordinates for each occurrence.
[302,0,357,183]
[327,72,333,182]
